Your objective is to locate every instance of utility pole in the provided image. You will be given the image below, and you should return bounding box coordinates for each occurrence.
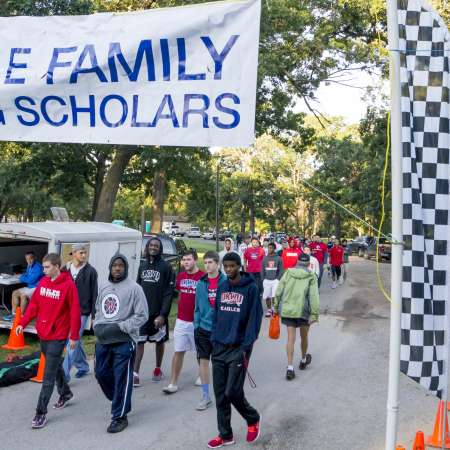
[215,160,220,252]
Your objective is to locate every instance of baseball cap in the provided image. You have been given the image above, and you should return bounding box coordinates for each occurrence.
[298,253,310,265]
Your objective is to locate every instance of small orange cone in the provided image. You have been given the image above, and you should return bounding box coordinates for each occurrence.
[426,401,450,448]
[412,431,425,450]
[30,353,45,383]
[395,446,405,450]
[1,307,29,351]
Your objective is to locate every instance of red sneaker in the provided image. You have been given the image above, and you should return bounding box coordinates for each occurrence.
[207,436,235,448]
[152,367,164,382]
[246,418,261,443]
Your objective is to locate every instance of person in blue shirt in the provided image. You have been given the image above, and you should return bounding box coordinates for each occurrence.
[207,252,263,449]
[5,251,44,321]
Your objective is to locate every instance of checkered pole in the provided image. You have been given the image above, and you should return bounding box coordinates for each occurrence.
[385,1,404,448]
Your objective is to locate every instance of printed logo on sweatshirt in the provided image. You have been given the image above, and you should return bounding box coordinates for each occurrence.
[179,278,199,294]
[220,292,244,312]
[141,269,161,283]
[101,293,120,319]
[39,287,61,300]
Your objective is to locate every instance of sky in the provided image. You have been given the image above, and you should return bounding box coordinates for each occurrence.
[295,69,386,125]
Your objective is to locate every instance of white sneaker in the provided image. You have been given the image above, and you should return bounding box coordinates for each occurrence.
[331,282,337,289]
[194,376,202,386]
[163,384,178,394]
[133,372,140,387]
[338,278,344,286]
[196,397,213,411]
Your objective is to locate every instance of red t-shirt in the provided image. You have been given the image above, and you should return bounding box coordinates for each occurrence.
[207,275,220,307]
[281,247,302,269]
[329,246,344,266]
[308,242,328,264]
[176,270,205,322]
[244,247,265,273]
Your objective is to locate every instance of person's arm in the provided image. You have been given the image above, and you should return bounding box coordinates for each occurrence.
[19,289,40,328]
[90,268,98,318]
[241,284,263,353]
[277,257,284,279]
[160,264,175,318]
[69,283,81,341]
[20,264,41,285]
[308,276,320,323]
[261,257,266,280]
[273,273,286,313]
[118,285,149,335]
[243,249,248,271]
[194,283,201,329]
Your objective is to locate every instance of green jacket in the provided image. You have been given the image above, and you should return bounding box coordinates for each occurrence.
[274,268,319,321]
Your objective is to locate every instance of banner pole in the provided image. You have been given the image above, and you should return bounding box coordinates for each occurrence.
[385,1,403,449]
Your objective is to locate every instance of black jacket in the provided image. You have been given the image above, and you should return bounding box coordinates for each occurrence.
[65,263,98,316]
[137,238,175,318]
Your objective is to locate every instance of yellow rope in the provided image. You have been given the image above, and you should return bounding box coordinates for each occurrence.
[376,110,392,302]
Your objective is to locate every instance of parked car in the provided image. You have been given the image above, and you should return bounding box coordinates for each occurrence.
[187,226,201,238]
[347,236,371,256]
[364,237,392,261]
[163,224,185,237]
[214,230,233,241]
[202,230,214,240]
[141,233,186,274]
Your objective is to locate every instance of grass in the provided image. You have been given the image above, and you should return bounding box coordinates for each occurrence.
[182,238,217,271]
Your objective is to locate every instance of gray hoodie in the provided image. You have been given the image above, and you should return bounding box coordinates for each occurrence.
[94,254,149,344]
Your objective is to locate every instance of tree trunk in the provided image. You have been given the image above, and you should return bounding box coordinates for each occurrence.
[150,170,166,233]
[94,147,136,222]
[91,152,107,220]
[249,184,255,235]
[240,205,247,235]
[335,212,342,239]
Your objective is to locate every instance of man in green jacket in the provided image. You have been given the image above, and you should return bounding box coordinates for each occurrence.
[274,253,319,381]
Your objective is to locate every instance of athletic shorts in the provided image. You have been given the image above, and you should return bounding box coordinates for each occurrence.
[195,327,213,360]
[281,317,309,328]
[138,314,169,344]
[262,279,279,299]
[17,287,35,298]
[173,319,195,352]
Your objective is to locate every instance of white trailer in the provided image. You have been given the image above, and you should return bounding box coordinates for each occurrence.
[0,221,142,334]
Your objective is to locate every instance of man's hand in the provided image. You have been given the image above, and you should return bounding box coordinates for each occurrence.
[15,325,23,336]
[69,340,77,350]
[154,315,165,328]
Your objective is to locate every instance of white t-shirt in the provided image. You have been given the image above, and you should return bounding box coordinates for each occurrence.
[308,256,320,278]
[69,262,86,281]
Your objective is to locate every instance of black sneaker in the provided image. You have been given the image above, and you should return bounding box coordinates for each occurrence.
[107,416,128,433]
[299,354,312,370]
[53,392,74,410]
[31,414,47,429]
[286,368,295,380]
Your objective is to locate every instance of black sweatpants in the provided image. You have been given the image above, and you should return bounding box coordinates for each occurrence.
[95,341,136,420]
[212,344,260,440]
[331,265,342,281]
[36,339,72,415]
[250,273,263,298]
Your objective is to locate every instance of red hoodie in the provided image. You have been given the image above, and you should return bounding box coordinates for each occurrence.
[20,271,81,341]
[329,245,344,266]
[281,240,302,269]
[308,241,328,264]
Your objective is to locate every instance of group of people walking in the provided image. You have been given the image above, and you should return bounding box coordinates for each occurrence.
[12,232,349,447]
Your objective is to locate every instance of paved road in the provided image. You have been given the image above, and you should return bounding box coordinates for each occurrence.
[1,258,437,449]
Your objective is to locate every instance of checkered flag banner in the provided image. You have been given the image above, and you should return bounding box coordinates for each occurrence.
[398,0,450,397]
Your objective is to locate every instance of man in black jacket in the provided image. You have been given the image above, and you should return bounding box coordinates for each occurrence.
[134,237,175,386]
[63,243,98,382]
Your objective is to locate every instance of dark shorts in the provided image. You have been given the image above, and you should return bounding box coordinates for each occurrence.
[281,317,309,328]
[195,327,213,360]
[138,314,169,344]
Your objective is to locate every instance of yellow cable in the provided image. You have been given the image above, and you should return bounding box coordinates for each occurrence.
[376,110,392,302]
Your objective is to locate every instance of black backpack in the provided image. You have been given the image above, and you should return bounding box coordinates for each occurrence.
[0,352,40,387]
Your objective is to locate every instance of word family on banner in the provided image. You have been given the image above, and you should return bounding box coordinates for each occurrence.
[0,0,261,147]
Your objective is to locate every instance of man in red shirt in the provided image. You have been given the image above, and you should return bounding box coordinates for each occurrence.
[243,237,265,297]
[308,234,328,288]
[281,237,302,270]
[163,249,204,394]
[16,253,80,429]
[328,238,344,289]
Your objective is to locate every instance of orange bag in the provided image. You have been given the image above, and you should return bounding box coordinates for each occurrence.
[269,314,280,340]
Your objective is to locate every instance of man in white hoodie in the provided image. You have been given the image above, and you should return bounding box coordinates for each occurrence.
[302,246,320,279]
[219,238,238,274]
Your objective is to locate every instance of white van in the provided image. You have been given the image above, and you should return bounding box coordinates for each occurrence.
[187,226,201,238]
[0,221,142,333]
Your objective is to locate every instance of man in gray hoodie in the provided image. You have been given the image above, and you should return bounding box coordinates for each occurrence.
[93,254,148,434]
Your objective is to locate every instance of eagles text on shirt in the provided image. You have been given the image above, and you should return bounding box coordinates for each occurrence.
[39,287,61,299]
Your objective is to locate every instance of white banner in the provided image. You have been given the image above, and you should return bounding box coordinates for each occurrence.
[0,0,260,147]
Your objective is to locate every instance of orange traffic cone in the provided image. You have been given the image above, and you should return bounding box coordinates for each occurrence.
[396,446,405,450]
[30,353,45,383]
[1,307,29,351]
[412,430,425,450]
[426,401,450,448]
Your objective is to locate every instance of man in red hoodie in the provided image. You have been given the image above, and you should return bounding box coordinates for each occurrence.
[281,237,302,270]
[328,238,345,289]
[16,253,80,429]
[243,237,265,297]
[308,235,328,288]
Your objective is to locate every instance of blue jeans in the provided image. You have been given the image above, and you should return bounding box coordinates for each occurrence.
[63,315,90,380]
